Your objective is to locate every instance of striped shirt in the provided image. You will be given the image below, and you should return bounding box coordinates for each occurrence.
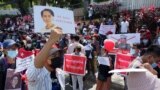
[26,62,52,90]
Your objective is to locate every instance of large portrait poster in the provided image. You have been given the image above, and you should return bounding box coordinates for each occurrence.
[108,33,140,44]
[34,6,75,34]
[5,69,21,90]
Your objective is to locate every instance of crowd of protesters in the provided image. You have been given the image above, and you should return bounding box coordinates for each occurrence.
[0,6,160,90]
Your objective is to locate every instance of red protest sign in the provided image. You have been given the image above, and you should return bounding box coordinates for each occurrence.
[63,54,86,76]
[109,48,130,54]
[115,53,135,69]
[115,53,135,76]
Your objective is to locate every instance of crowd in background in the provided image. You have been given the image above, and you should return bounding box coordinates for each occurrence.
[0,7,160,90]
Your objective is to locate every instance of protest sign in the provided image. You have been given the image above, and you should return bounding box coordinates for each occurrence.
[99,25,116,35]
[5,69,21,90]
[16,48,34,72]
[34,6,75,34]
[97,56,110,66]
[115,53,135,69]
[109,68,147,73]
[108,33,140,44]
[63,54,86,76]
[109,48,130,54]
[114,53,135,76]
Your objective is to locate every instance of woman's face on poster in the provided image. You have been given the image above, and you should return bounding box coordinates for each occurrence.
[11,76,18,87]
[42,11,53,25]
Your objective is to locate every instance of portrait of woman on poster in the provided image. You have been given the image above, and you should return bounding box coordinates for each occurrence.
[41,8,60,32]
[5,74,21,90]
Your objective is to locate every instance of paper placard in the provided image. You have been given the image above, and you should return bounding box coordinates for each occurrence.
[99,25,116,35]
[109,69,147,73]
[97,56,110,66]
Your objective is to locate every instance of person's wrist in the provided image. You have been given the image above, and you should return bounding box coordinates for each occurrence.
[48,38,57,44]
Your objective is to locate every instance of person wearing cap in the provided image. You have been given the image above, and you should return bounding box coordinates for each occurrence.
[26,28,63,90]
[0,39,18,90]
[126,45,160,90]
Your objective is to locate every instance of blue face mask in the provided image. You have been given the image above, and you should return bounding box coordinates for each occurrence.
[151,63,157,68]
[130,48,136,55]
[7,50,18,59]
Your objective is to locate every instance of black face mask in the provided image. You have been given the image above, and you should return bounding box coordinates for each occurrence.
[50,57,63,69]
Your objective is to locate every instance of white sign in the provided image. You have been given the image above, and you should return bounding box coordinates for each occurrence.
[34,6,75,34]
[99,25,116,35]
[109,69,147,73]
[97,56,110,66]
[108,33,140,44]
[16,55,34,72]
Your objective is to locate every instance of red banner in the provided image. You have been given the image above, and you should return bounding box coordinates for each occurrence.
[63,54,86,76]
[115,53,135,76]
[115,53,135,69]
[109,48,130,54]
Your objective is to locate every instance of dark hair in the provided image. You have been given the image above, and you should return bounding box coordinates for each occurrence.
[144,45,160,57]
[74,46,81,52]
[41,9,54,17]
[73,35,80,41]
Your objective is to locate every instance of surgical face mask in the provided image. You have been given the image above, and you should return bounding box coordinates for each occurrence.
[158,38,160,44]
[151,62,157,68]
[27,44,32,48]
[87,40,92,43]
[40,43,44,47]
[0,51,4,59]
[130,48,136,55]
[7,50,18,59]
[142,39,148,45]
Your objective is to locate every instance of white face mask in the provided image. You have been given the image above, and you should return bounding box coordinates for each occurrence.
[0,51,4,59]
[87,40,92,43]
[130,48,136,55]
[40,43,44,47]
[142,39,148,45]
[158,38,160,44]
[27,44,32,48]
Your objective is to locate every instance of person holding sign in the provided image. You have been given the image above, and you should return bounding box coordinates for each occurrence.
[0,39,18,90]
[26,28,63,90]
[71,46,85,90]
[40,9,59,32]
[96,47,113,90]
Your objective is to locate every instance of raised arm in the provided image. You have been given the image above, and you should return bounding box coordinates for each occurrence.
[34,28,63,68]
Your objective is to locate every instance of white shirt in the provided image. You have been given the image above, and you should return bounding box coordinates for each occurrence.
[120,21,129,33]
[26,62,52,90]
[67,42,85,54]
[84,43,93,51]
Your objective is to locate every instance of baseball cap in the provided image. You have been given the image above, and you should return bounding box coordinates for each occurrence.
[3,39,16,49]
